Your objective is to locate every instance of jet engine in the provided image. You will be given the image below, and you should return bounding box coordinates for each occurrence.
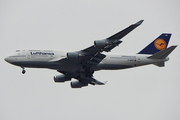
[67,52,79,59]
[94,40,110,48]
[71,81,88,88]
[54,75,71,82]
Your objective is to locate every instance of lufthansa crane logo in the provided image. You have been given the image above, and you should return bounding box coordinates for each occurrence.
[154,39,166,50]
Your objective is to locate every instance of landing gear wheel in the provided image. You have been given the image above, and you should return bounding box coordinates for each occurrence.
[84,67,94,78]
[22,70,26,74]
[21,67,26,74]
[22,69,26,74]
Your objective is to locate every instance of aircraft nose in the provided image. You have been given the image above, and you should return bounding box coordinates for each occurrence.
[4,56,12,63]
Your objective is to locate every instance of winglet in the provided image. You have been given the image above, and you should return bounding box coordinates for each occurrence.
[103,81,108,85]
[134,20,144,25]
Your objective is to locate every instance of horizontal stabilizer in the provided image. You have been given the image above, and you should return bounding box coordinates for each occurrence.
[148,45,177,59]
[153,62,165,67]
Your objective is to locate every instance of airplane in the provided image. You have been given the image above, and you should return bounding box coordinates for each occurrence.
[4,20,177,88]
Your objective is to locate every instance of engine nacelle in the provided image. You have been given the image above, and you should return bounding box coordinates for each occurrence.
[67,52,79,59]
[94,40,109,48]
[71,81,88,88]
[54,75,71,82]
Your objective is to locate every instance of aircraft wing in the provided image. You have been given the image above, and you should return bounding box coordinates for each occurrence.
[57,20,143,88]
[83,20,144,53]
[79,20,144,68]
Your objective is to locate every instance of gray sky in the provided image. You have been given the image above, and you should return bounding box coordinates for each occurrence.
[0,0,180,120]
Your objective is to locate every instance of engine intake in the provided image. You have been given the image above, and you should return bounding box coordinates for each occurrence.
[71,81,88,88]
[54,75,71,82]
[94,39,110,48]
[67,52,79,59]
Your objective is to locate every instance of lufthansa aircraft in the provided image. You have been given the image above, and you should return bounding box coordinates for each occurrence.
[4,20,177,88]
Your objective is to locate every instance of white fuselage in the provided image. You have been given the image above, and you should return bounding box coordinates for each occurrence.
[5,50,169,72]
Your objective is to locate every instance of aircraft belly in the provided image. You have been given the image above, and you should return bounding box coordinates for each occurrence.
[94,57,135,70]
[12,60,81,72]
[11,61,50,68]
[48,62,81,72]
[93,63,132,70]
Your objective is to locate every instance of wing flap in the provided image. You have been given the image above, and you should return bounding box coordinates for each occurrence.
[79,75,107,85]
[103,40,122,52]
[87,53,106,65]
[90,79,107,85]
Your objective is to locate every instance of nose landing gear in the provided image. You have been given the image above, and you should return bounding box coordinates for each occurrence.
[21,67,26,74]
[22,69,26,74]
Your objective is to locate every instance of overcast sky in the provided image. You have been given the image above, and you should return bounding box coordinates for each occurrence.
[0,0,180,120]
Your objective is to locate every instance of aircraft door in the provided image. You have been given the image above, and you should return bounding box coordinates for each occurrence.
[26,51,31,59]
[27,55,31,59]
[136,56,141,66]
[50,55,53,59]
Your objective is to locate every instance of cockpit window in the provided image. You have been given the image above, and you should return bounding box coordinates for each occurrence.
[15,50,20,52]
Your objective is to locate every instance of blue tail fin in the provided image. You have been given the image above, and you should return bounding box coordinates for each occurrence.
[138,33,171,54]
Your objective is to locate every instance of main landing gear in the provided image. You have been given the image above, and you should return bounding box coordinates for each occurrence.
[82,65,94,78]
[21,67,26,74]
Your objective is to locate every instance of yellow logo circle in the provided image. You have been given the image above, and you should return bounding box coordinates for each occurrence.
[154,39,166,50]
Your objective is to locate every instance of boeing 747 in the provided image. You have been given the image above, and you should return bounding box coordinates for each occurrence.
[4,20,177,88]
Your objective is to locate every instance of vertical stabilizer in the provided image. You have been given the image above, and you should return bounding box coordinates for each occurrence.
[138,34,171,54]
